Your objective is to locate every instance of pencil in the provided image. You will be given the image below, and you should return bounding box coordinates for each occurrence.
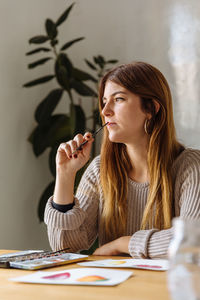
[72,122,109,155]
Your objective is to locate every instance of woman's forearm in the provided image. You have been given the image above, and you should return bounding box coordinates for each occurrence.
[53,170,76,205]
[117,236,131,254]
[93,236,131,256]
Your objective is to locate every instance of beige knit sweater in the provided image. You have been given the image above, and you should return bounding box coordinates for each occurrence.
[44,148,200,258]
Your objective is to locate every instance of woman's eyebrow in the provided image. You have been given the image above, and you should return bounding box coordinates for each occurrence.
[103,91,128,100]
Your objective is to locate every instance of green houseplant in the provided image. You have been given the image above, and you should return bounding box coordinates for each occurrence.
[23,2,118,222]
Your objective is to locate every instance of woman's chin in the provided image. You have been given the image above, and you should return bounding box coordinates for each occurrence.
[108,134,123,143]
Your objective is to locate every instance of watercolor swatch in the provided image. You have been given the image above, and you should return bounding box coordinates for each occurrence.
[10,268,133,286]
[78,259,169,271]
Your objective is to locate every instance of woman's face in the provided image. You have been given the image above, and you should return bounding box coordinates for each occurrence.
[102,80,150,145]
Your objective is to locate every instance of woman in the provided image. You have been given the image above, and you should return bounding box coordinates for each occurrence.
[44,62,200,258]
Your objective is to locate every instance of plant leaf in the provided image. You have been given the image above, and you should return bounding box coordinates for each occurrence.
[106,59,118,64]
[37,181,55,222]
[45,19,58,40]
[93,108,102,126]
[73,68,97,82]
[69,104,76,135]
[60,37,85,51]
[56,2,75,27]
[49,117,72,146]
[31,114,71,156]
[51,39,58,47]
[97,55,105,63]
[28,130,34,143]
[56,53,73,76]
[70,79,97,97]
[55,53,73,91]
[35,89,63,123]
[84,59,97,70]
[28,57,52,69]
[48,137,69,177]
[55,65,71,91]
[93,55,105,68]
[26,47,51,55]
[29,35,49,44]
[49,144,59,177]
[23,75,55,87]
[74,105,86,135]
[70,104,86,136]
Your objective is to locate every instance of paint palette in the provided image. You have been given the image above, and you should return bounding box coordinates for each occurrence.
[0,249,88,270]
[10,268,133,286]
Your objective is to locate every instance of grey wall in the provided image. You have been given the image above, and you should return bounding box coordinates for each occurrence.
[0,0,199,250]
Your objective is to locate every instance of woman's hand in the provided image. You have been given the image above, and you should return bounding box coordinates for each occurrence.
[56,132,94,176]
[93,236,131,256]
[53,132,94,205]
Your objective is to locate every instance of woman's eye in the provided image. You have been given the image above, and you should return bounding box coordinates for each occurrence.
[115,97,124,102]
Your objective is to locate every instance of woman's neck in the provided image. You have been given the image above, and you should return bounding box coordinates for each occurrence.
[126,141,149,183]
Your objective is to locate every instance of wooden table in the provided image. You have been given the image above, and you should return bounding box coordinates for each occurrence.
[0,250,170,300]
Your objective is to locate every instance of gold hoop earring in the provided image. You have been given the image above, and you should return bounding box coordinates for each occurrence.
[144,119,150,135]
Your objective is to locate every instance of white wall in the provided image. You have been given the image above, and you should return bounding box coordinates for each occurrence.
[0,0,199,250]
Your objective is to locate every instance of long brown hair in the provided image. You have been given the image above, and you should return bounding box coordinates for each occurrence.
[99,62,184,242]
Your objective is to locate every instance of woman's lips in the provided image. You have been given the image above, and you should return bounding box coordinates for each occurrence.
[107,122,116,127]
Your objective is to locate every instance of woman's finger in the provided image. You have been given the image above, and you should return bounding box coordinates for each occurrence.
[58,132,93,160]
[72,133,93,154]
[83,132,93,141]
[58,142,72,159]
[74,134,85,149]
[68,140,79,157]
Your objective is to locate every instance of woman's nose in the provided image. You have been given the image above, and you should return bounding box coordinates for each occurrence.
[102,102,114,117]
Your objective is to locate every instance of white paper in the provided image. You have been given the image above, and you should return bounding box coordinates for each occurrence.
[10,268,133,286]
[78,259,169,271]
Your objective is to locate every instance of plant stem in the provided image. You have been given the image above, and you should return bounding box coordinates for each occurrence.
[52,45,58,58]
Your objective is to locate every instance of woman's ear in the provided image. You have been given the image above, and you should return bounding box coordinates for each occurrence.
[153,99,160,114]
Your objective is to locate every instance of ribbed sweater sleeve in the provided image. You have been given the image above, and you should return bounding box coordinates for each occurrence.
[52,201,75,212]
[44,157,100,252]
[128,149,200,258]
